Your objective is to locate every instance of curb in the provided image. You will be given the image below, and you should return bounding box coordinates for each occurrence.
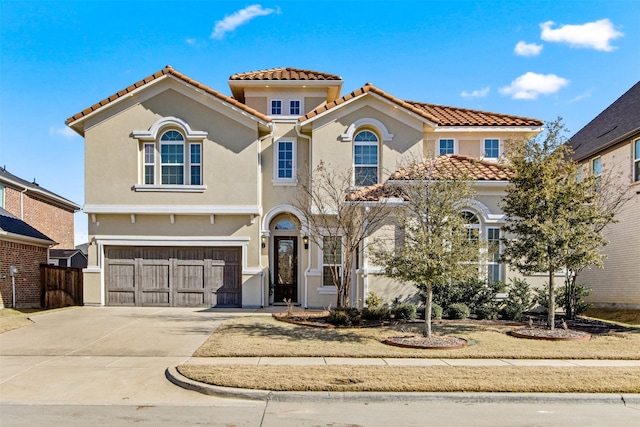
[165,366,640,404]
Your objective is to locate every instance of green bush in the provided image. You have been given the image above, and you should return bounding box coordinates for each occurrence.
[431,302,443,320]
[473,281,505,320]
[475,304,499,320]
[391,303,417,320]
[534,287,559,314]
[327,308,361,326]
[365,292,384,308]
[501,278,533,321]
[446,303,470,319]
[558,283,591,317]
[361,305,391,320]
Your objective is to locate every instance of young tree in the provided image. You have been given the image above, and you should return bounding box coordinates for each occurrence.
[293,162,390,308]
[501,119,624,327]
[373,160,480,337]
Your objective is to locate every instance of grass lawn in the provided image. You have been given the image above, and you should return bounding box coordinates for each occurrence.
[0,308,44,333]
[180,315,640,393]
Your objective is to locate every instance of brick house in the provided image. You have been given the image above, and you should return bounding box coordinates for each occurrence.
[0,167,81,249]
[0,207,55,307]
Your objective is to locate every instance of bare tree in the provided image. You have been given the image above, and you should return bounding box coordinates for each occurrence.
[293,161,391,308]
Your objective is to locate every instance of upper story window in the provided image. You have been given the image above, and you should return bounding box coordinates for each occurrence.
[132,117,207,192]
[484,139,499,159]
[634,139,640,182]
[289,100,301,115]
[273,139,296,185]
[439,139,454,155]
[354,130,379,186]
[592,157,602,189]
[271,100,282,115]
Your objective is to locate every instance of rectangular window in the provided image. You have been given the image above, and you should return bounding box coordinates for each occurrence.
[271,100,282,115]
[0,184,4,209]
[143,143,155,185]
[190,144,201,185]
[592,157,602,190]
[484,139,499,158]
[634,139,640,182]
[487,228,501,283]
[354,145,378,186]
[322,236,342,287]
[277,141,294,179]
[577,165,584,182]
[161,143,184,185]
[289,100,301,115]
[439,139,454,155]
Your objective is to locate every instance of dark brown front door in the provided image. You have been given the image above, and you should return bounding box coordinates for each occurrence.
[273,236,297,303]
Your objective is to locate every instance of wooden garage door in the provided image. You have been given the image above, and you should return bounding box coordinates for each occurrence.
[105,247,241,307]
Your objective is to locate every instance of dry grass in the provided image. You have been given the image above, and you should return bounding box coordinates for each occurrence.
[0,308,41,333]
[178,365,640,393]
[194,316,640,360]
[584,308,640,326]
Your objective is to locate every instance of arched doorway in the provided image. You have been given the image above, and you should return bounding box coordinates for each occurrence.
[271,217,299,303]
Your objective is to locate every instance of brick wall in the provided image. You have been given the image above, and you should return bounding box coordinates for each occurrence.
[4,186,75,248]
[0,240,47,308]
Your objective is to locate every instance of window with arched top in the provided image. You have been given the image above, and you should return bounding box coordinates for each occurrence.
[274,219,297,230]
[462,210,502,284]
[354,130,379,186]
[142,129,201,186]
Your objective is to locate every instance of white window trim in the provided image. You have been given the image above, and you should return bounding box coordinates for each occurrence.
[272,138,297,185]
[592,157,602,177]
[341,118,394,142]
[189,143,202,186]
[317,233,343,292]
[634,138,640,182]
[486,227,502,283]
[482,138,500,160]
[289,99,302,116]
[438,138,456,156]
[270,99,283,115]
[160,133,186,185]
[353,130,380,187]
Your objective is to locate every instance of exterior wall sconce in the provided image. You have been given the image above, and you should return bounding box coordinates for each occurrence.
[303,235,309,249]
[261,236,266,248]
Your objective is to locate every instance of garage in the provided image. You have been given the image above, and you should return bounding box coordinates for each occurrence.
[105,247,241,307]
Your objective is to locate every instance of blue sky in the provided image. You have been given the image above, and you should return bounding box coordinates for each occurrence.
[1,0,638,245]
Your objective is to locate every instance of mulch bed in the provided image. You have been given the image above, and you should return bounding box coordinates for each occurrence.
[510,328,591,341]
[384,335,468,349]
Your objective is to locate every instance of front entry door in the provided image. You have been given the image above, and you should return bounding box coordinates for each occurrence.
[273,236,297,303]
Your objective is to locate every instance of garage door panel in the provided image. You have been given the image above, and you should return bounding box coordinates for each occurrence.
[105,246,241,307]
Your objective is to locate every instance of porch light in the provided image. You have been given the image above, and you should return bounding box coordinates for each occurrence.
[303,235,309,249]
[261,235,266,248]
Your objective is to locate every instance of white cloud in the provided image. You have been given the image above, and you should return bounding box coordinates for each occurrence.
[461,87,490,99]
[514,41,543,56]
[540,19,623,51]
[499,72,569,100]
[568,90,592,104]
[185,38,197,45]
[211,5,277,39]
[49,126,78,139]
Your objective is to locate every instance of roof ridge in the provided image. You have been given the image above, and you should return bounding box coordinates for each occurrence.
[229,67,342,80]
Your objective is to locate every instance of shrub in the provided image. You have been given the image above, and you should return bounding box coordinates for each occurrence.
[534,287,559,314]
[361,305,391,321]
[473,281,505,320]
[475,304,499,320]
[391,303,417,320]
[365,292,384,308]
[431,302,443,320]
[501,278,533,321]
[446,303,470,319]
[327,308,361,326]
[558,283,592,317]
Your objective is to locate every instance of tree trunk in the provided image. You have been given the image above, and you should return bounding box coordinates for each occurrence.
[548,270,555,330]
[424,286,433,338]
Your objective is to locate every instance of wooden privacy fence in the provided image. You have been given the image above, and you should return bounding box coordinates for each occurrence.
[40,264,83,308]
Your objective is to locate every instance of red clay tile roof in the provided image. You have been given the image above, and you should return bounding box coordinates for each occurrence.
[66,65,271,125]
[300,83,440,123]
[349,155,513,201]
[300,83,542,127]
[229,67,342,81]
[406,101,543,127]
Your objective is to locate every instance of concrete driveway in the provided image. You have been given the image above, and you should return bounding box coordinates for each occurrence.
[0,306,268,406]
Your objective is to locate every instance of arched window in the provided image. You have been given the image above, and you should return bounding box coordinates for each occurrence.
[274,219,296,230]
[160,130,185,185]
[354,130,379,186]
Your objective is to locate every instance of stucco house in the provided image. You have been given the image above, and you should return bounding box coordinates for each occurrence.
[567,81,640,308]
[66,66,542,308]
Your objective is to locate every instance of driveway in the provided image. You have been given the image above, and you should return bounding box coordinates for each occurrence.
[0,306,268,406]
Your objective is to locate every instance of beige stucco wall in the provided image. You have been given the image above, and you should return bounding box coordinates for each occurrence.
[577,139,640,308]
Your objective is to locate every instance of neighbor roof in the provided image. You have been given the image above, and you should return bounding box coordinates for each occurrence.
[300,83,542,127]
[0,167,80,211]
[229,67,342,81]
[66,65,271,126]
[0,207,55,244]
[568,81,640,161]
[349,155,513,201]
